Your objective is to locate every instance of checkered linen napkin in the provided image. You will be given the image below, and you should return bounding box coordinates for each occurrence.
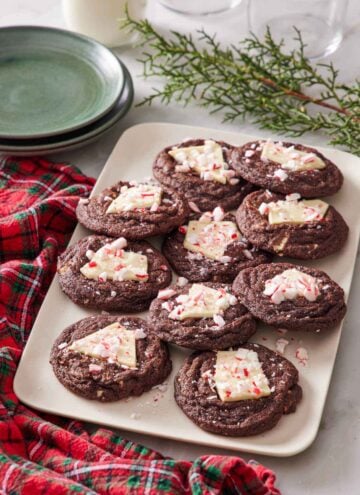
[0,157,281,494]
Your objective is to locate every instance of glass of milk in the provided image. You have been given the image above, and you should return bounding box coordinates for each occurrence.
[62,0,146,47]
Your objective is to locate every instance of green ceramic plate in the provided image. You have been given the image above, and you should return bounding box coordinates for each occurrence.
[0,61,133,156]
[0,26,124,139]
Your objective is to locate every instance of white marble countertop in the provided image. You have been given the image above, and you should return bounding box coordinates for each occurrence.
[2,1,359,493]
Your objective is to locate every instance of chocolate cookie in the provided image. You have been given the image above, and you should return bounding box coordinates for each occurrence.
[76,180,190,240]
[50,315,172,402]
[232,262,346,332]
[231,140,343,197]
[57,235,172,311]
[174,343,302,436]
[236,190,348,259]
[162,208,272,283]
[148,282,256,350]
[153,138,253,211]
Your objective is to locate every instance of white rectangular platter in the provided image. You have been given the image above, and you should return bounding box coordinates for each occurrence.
[14,123,360,457]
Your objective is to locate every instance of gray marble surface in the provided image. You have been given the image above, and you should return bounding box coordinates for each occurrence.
[2,1,359,493]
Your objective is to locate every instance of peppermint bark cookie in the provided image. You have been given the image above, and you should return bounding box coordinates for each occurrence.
[162,207,272,283]
[231,140,343,197]
[148,281,256,350]
[50,315,172,402]
[236,190,348,259]
[233,263,346,332]
[153,138,253,211]
[76,180,190,240]
[174,343,302,436]
[57,235,172,311]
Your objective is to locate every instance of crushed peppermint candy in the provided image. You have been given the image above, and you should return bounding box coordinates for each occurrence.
[263,268,320,304]
[295,347,309,366]
[98,271,107,282]
[152,382,168,393]
[275,338,289,354]
[213,206,225,222]
[199,211,213,222]
[177,277,188,287]
[274,169,288,181]
[58,342,68,350]
[161,301,174,312]
[213,314,225,327]
[244,150,255,158]
[157,288,177,300]
[243,249,253,260]
[187,252,203,261]
[134,328,147,339]
[86,249,95,260]
[150,203,159,212]
[202,369,217,392]
[286,193,301,201]
[89,363,102,373]
[110,290,117,297]
[188,201,201,213]
[111,237,127,249]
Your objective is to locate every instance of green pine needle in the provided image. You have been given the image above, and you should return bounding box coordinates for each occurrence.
[123,10,360,155]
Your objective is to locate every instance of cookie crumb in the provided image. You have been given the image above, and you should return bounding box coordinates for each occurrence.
[130,412,141,420]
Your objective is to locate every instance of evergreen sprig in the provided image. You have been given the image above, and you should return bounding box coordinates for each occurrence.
[123,11,360,155]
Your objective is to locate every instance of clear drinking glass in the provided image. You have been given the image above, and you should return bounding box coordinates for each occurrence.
[158,0,243,15]
[248,0,348,58]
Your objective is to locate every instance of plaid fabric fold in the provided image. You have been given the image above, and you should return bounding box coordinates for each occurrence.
[0,156,281,494]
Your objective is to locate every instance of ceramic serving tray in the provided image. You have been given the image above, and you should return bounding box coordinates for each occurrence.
[14,123,360,457]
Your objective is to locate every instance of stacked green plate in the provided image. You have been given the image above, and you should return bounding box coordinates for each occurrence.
[0,26,134,155]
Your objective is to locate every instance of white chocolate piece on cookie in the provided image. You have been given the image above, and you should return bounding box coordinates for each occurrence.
[168,284,236,320]
[169,140,231,184]
[69,322,137,368]
[263,268,320,304]
[214,349,271,402]
[261,140,326,172]
[80,239,148,282]
[106,184,162,213]
[259,197,329,225]
[184,220,240,261]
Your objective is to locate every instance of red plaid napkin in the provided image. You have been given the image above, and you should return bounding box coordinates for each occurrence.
[0,157,281,494]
